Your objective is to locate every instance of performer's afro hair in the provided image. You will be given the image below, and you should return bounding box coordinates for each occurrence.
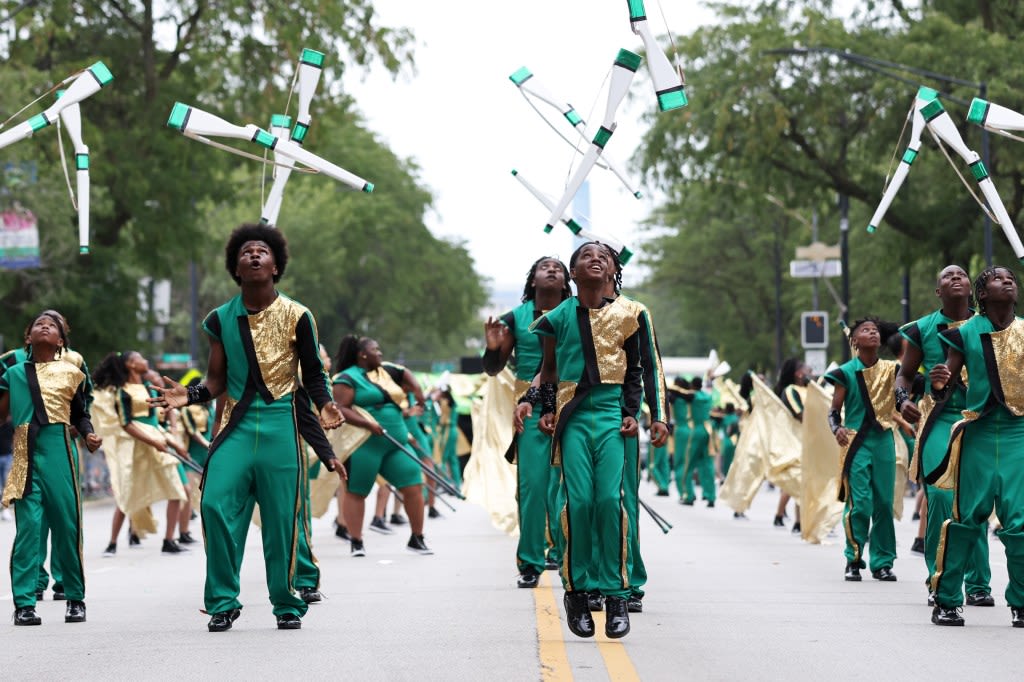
[225,223,288,285]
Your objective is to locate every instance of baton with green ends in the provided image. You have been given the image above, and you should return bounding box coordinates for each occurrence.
[261,49,327,226]
[967,96,1024,264]
[379,430,466,500]
[166,102,374,193]
[509,66,642,199]
[0,61,113,254]
[625,0,687,112]
[638,497,672,533]
[55,94,92,255]
[511,169,634,265]
[543,49,641,235]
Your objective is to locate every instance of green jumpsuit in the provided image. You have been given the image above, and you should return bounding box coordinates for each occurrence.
[826,358,898,572]
[532,296,667,598]
[931,316,1024,608]
[901,311,990,595]
[669,390,692,500]
[1,359,92,609]
[683,391,716,503]
[719,411,739,477]
[497,301,563,576]
[200,292,335,618]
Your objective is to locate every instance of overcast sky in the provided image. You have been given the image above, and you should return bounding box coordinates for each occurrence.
[343,0,716,305]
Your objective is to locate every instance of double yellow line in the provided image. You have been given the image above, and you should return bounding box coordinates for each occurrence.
[533,572,641,681]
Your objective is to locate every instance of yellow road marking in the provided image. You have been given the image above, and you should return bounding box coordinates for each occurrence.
[593,610,642,682]
[534,572,572,681]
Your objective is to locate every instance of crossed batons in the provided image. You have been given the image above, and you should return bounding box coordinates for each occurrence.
[509,0,687,266]
[0,61,114,254]
[868,87,1024,264]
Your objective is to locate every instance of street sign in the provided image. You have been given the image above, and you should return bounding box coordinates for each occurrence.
[801,311,829,349]
[790,259,842,278]
[795,241,841,261]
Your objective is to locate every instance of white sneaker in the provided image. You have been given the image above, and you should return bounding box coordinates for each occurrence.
[0,507,12,521]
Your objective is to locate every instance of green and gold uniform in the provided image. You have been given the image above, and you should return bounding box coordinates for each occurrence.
[1,358,92,609]
[684,389,716,504]
[719,411,739,477]
[532,296,668,598]
[825,358,898,573]
[200,292,334,618]
[182,403,215,469]
[498,301,563,576]
[333,362,422,497]
[669,388,692,500]
[931,316,1024,608]
[901,311,990,595]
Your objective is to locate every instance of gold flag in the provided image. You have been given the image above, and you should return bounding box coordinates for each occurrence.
[799,382,843,543]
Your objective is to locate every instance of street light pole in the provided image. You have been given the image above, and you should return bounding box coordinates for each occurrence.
[839,193,851,361]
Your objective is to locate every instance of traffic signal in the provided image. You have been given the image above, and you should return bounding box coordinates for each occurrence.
[801,311,829,349]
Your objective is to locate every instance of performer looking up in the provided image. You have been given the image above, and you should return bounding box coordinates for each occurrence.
[483,255,572,589]
[929,266,1024,628]
[825,318,899,584]
[152,223,345,633]
[1,311,100,626]
[531,241,669,640]
[896,265,992,608]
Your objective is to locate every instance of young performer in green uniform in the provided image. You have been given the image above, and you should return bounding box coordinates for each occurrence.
[896,265,992,608]
[1,311,101,625]
[668,378,693,502]
[684,375,716,507]
[484,255,571,589]
[718,404,739,479]
[332,336,432,557]
[153,224,345,632]
[826,318,899,583]
[531,241,669,640]
[929,266,1024,627]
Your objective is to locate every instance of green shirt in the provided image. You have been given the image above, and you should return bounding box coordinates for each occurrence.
[901,309,970,411]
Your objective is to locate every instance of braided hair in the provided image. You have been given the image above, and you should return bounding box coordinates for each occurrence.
[520,256,572,303]
[569,240,623,294]
[334,334,375,372]
[973,266,1017,315]
[92,351,135,389]
[848,316,900,352]
[24,311,70,357]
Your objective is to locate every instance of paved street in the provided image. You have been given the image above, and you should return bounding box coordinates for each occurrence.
[0,478,1018,681]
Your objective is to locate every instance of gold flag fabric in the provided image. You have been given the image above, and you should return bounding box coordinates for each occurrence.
[462,369,520,535]
[799,382,843,543]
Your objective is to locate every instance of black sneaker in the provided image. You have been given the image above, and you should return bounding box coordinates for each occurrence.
[128,532,141,548]
[52,587,66,601]
[334,521,351,541]
[626,595,643,613]
[587,591,605,612]
[102,543,116,557]
[276,613,302,630]
[604,596,630,638]
[64,600,86,623]
[655,489,669,497]
[13,606,41,626]
[562,591,595,638]
[966,592,995,607]
[773,515,786,528]
[300,587,322,604]
[207,608,241,632]
[928,592,937,606]
[910,537,925,556]
[733,511,747,520]
[706,500,715,508]
[178,531,197,545]
[545,558,559,571]
[34,590,44,601]
[428,506,443,519]
[1012,606,1024,627]
[162,539,186,554]
[680,498,695,506]
[791,522,802,535]
[872,567,897,582]
[368,516,393,535]
[931,604,965,626]
[350,538,366,557]
[407,533,433,555]
[389,513,408,525]
[517,569,540,589]
[845,564,862,582]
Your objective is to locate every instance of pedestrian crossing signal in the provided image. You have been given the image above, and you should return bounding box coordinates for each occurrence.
[801,311,828,349]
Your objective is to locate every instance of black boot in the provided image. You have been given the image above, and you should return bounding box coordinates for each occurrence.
[562,591,595,638]
[65,600,86,623]
[13,606,41,626]
[207,608,241,632]
[844,563,862,582]
[604,596,631,638]
[931,604,964,626]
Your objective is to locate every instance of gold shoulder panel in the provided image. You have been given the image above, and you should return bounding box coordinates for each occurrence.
[861,359,897,429]
[589,299,640,384]
[989,319,1024,416]
[248,295,303,401]
[35,361,84,425]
